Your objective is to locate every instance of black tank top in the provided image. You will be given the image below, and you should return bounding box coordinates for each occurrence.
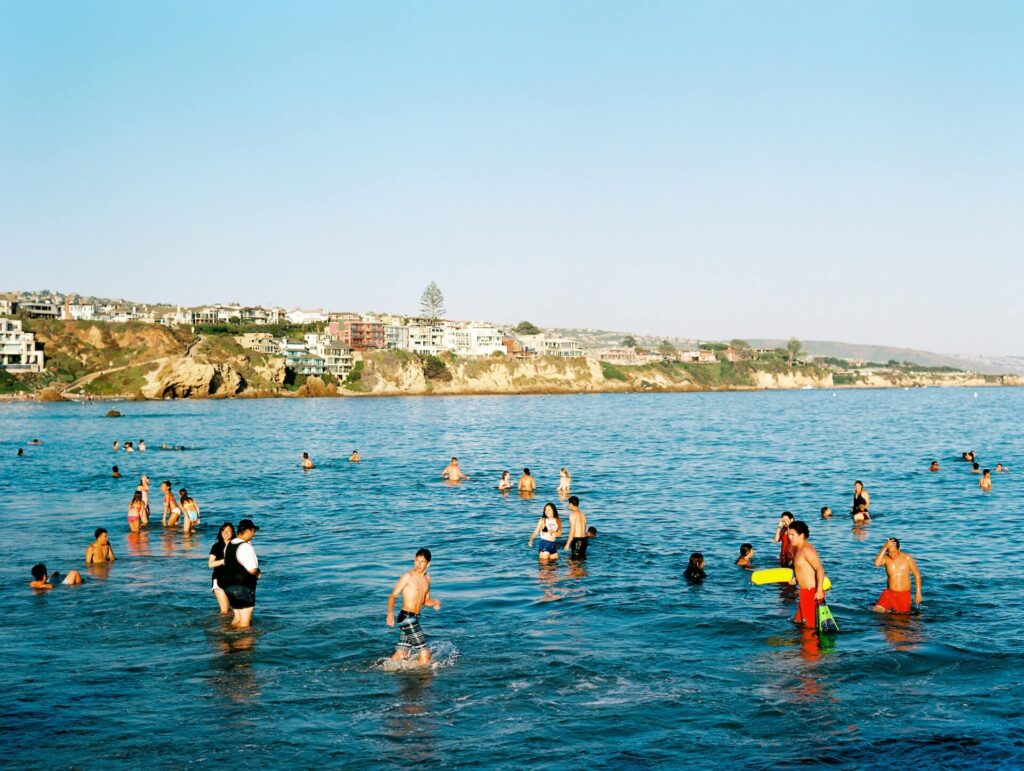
[221,541,257,590]
[853,491,867,509]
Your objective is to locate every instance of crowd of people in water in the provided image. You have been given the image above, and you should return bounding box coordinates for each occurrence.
[19,438,1010,666]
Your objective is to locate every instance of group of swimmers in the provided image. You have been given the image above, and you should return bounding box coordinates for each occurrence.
[937,449,1009,491]
[120,473,202,534]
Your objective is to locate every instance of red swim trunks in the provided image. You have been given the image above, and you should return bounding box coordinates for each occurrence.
[794,587,819,626]
[875,589,911,613]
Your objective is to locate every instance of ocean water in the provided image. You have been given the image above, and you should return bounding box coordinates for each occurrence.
[1,388,1022,768]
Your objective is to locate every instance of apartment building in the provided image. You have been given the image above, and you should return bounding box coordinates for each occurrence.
[332,320,385,351]
[444,324,505,356]
[516,334,585,359]
[0,318,45,372]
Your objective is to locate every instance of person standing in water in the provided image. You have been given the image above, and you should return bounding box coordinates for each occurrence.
[112,440,119,451]
[774,512,795,567]
[136,476,151,525]
[127,491,146,533]
[386,548,441,666]
[558,468,571,494]
[872,538,922,614]
[528,502,562,561]
[518,468,536,494]
[929,460,940,472]
[302,452,314,470]
[787,521,826,628]
[349,450,361,462]
[563,496,588,560]
[161,480,182,527]
[684,553,706,583]
[179,489,201,533]
[442,457,469,481]
[138,439,146,452]
[112,465,121,478]
[85,528,116,564]
[979,469,993,491]
[221,519,261,628]
[497,470,512,491]
[735,543,754,567]
[208,522,236,614]
[852,481,870,515]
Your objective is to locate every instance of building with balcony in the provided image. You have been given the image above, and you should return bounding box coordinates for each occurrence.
[285,308,329,325]
[332,320,385,351]
[516,334,585,359]
[18,301,60,319]
[444,324,505,357]
[323,344,354,378]
[407,322,447,355]
[0,318,45,373]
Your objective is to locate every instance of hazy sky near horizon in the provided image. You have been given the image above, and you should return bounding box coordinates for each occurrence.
[2,2,1022,355]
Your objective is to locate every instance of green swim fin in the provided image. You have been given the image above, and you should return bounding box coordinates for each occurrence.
[817,602,839,634]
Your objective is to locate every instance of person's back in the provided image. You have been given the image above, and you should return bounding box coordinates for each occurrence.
[684,553,705,583]
[565,496,588,559]
[518,468,536,492]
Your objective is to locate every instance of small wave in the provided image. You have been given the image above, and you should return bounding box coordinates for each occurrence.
[375,640,460,672]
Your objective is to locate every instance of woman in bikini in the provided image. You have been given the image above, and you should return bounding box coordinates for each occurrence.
[127,491,146,533]
[161,480,182,527]
[528,502,563,562]
[498,470,512,491]
[558,467,572,495]
[179,488,201,534]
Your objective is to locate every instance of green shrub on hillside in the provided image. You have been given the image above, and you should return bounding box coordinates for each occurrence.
[422,355,452,381]
[344,360,365,392]
[0,369,29,394]
[600,362,628,382]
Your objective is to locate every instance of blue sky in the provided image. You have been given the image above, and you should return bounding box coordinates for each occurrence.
[2,1,1021,354]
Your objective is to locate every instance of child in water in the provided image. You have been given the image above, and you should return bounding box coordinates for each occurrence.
[684,553,706,583]
[735,543,754,567]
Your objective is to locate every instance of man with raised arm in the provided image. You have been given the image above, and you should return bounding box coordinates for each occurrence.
[872,538,922,613]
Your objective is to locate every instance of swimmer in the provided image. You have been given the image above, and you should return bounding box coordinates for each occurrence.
[441,457,469,481]
[29,563,83,590]
[979,469,992,491]
[386,548,441,666]
[852,480,870,515]
[208,522,236,614]
[971,462,981,474]
[872,538,922,613]
[852,501,871,524]
[348,450,361,462]
[528,502,562,561]
[684,553,706,583]
[302,452,314,470]
[995,463,1008,473]
[138,439,146,452]
[161,480,182,526]
[127,491,146,533]
[788,521,825,627]
[112,465,120,478]
[518,468,536,493]
[179,488,201,533]
[563,495,588,560]
[587,526,597,538]
[774,511,795,567]
[125,441,133,453]
[113,440,119,451]
[136,476,151,525]
[17,448,24,457]
[735,543,754,567]
[497,470,512,491]
[820,506,832,519]
[929,460,940,472]
[85,528,116,564]
[558,467,571,494]
[28,438,42,445]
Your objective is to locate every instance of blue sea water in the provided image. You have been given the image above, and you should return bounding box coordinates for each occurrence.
[1,388,1023,769]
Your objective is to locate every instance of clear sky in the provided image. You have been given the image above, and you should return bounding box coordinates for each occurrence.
[2,1,1021,354]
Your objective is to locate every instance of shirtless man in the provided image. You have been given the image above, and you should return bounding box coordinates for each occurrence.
[995,463,1008,473]
[518,468,536,493]
[29,563,83,589]
[386,548,441,666]
[112,465,121,478]
[979,469,992,491]
[136,475,151,525]
[563,495,589,560]
[929,460,940,472]
[872,538,922,613]
[787,521,826,627]
[85,528,116,564]
[349,450,361,462]
[441,457,469,481]
[302,452,314,469]
[773,511,795,567]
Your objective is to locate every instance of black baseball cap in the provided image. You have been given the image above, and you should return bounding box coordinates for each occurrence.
[237,519,260,532]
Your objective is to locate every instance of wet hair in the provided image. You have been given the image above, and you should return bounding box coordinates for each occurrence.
[112,465,119,472]
[31,563,46,580]
[94,527,107,539]
[789,520,810,538]
[820,506,830,515]
[587,526,597,536]
[687,552,704,570]
[568,495,580,506]
[973,462,980,470]
[891,538,901,550]
[523,468,531,475]
[739,543,752,557]
[17,448,23,456]
[983,468,991,475]
[303,452,309,459]
[416,547,432,562]
[780,511,794,521]
[219,522,235,543]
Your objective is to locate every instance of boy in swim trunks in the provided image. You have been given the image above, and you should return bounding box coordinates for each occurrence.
[787,521,825,627]
[386,548,441,666]
[872,538,922,613]
[563,496,589,560]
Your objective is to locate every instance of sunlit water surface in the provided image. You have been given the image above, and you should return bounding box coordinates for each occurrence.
[1,389,1023,768]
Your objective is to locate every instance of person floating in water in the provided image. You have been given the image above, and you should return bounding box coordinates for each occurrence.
[161,480,182,527]
[112,465,120,478]
[979,469,992,491]
[85,528,116,564]
[28,438,42,445]
[788,521,825,627]
[962,450,976,463]
[179,488,201,533]
[386,548,441,666]
[528,502,562,561]
[442,457,469,481]
[497,470,512,491]
[774,512,795,567]
[929,460,940,472]
[558,467,571,494]
[348,450,361,462]
[564,495,588,560]
[872,538,922,613]
[820,506,832,519]
[221,519,261,629]
[518,468,536,494]
[302,452,314,470]
[29,563,83,590]
[735,543,754,567]
[684,553,706,583]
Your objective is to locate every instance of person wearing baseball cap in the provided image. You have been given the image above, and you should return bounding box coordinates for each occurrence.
[220,519,262,628]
